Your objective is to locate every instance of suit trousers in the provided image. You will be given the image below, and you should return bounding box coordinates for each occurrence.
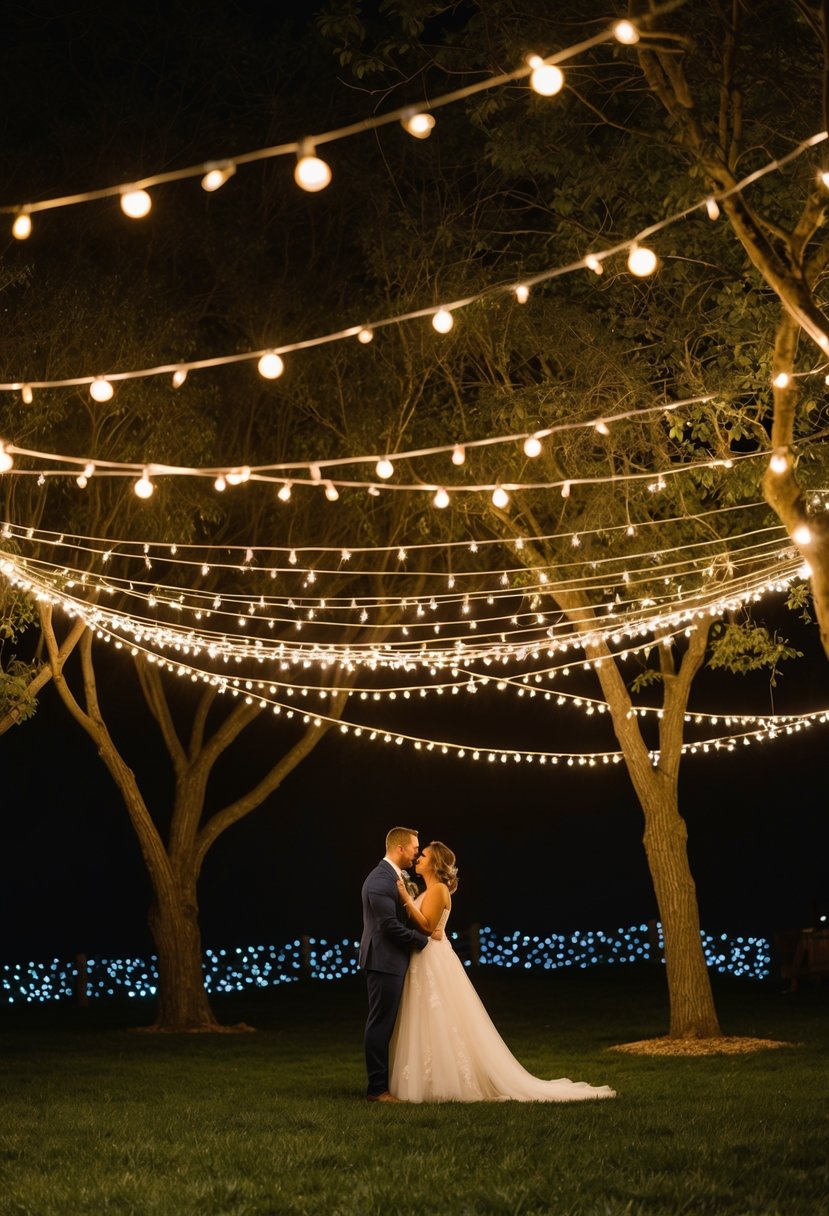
[364,969,406,1096]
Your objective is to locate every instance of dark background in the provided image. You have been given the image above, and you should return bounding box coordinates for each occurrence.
[1,0,828,963]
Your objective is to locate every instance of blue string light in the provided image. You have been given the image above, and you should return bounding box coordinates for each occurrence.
[0,924,771,1004]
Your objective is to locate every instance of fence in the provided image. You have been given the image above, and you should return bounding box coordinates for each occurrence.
[1,922,772,1006]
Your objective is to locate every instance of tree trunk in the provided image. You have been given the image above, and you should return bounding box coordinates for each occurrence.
[146,871,219,1032]
[638,769,721,1038]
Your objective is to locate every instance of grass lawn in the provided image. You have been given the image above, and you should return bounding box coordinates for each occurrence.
[0,967,826,1215]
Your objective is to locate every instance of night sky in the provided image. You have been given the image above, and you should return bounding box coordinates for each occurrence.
[2,1,829,966]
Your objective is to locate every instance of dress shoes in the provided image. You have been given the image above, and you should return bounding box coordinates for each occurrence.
[366,1091,405,1103]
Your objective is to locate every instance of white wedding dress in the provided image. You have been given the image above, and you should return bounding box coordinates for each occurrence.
[389,899,616,1103]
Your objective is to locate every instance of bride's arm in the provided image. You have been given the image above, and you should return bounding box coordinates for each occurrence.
[397,881,449,932]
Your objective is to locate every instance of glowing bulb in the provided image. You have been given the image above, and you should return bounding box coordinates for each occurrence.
[294,145,332,192]
[277,482,292,501]
[120,189,152,219]
[584,254,604,275]
[12,211,31,240]
[324,481,339,501]
[89,377,114,402]
[705,197,720,220]
[432,309,454,334]
[201,161,236,192]
[523,435,542,458]
[627,244,657,276]
[451,444,466,466]
[402,111,435,139]
[528,56,564,96]
[214,476,227,492]
[433,487,450,508]
[226,466,250,486]
[772,371,790,389]
[514,284,530,303]
[357,327,374,344]
[595,419,610,436]
[134,470,154,499]
[83,462,95,478]
[793,524,812,546]
[0,441,13,473]
[491,486,510,509]
[376,458,394,479]
[769,449,789,474]
[613,19,639,44]
[561,481,571,498]
[821,171,829,189]
[172,369,188,388]
[21,384,33,404]
[258,352,285,379]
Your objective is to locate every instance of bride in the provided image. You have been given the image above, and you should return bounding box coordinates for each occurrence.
[389,841,616,1103]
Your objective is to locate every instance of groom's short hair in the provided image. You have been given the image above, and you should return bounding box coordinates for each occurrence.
[386,826,418,851]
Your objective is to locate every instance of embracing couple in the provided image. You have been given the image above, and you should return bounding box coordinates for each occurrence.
[360,826,616,1104]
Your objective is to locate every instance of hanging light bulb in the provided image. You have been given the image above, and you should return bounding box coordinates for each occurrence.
[433,487,450,509]
[772,371,791,389]
[432,309,454,334]
[324,481,339,502]
[0,441,13,473]
[12,210,32,240]
[514,284,530,304]
[491,486,510,509]
[201,161,236,192]
[21,384,33,405]
[376,457,394,479]
[451,444,466,466]
[76,473,88,489]
[357,327,374,344]
[226,466,251,486]
[821,170,829,189]
[613,19,639,44]
[627,244,658,276]
[769,448,789,474]
[120,189,152,219]
[401,110,435,139]
[277,481,292,502]
[528,55,564,96]
[172,368,188,388]
[705,197,720,220]
[793,523,812,546]
[584,253,604,275]
[214,475,227,492]
[523,434,542,458]
[294,142,332,192]
[134,469,154,499]
[561,481,571,498]
[258,352,285,379]
[82,462,95,479]
[89,377,114,402]
[595,419,610,436]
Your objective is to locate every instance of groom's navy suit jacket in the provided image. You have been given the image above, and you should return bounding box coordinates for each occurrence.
[360,860,429,974]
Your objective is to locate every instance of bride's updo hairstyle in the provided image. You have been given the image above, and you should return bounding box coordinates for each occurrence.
[428,841,459,893]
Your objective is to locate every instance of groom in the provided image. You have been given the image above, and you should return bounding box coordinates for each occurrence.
[360,826,434,1103]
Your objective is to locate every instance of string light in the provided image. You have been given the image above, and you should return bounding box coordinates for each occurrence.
[528,55,564,97]
[171,368,188,388]
[401,111,435,139]
[612,19,639,44]
[257,352,285,380]
[376,458,394,480]
[120,189,152,219]
[432,309,454,334]
[134,470,154,499]
[200,161,236,192]
[452,445,466,466]
[89,377,114,403]
[357,328,374,344]
[21,384,33,405]
[769,449,789,474]
[523,435,542,458]
[433,487,450,509]
[12,210,31,240]
[225,467,251,486]
[0,442,13,473]
[294,143,332,192]
[324,481,340,502]
[627,244,658,276]
[492,486,510,509]
[584,254,604,275]
[772,371,791,389]
[792,524,812,545]
[705,197,720,220]
[277,482,292,502]
[514,284,530,303]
